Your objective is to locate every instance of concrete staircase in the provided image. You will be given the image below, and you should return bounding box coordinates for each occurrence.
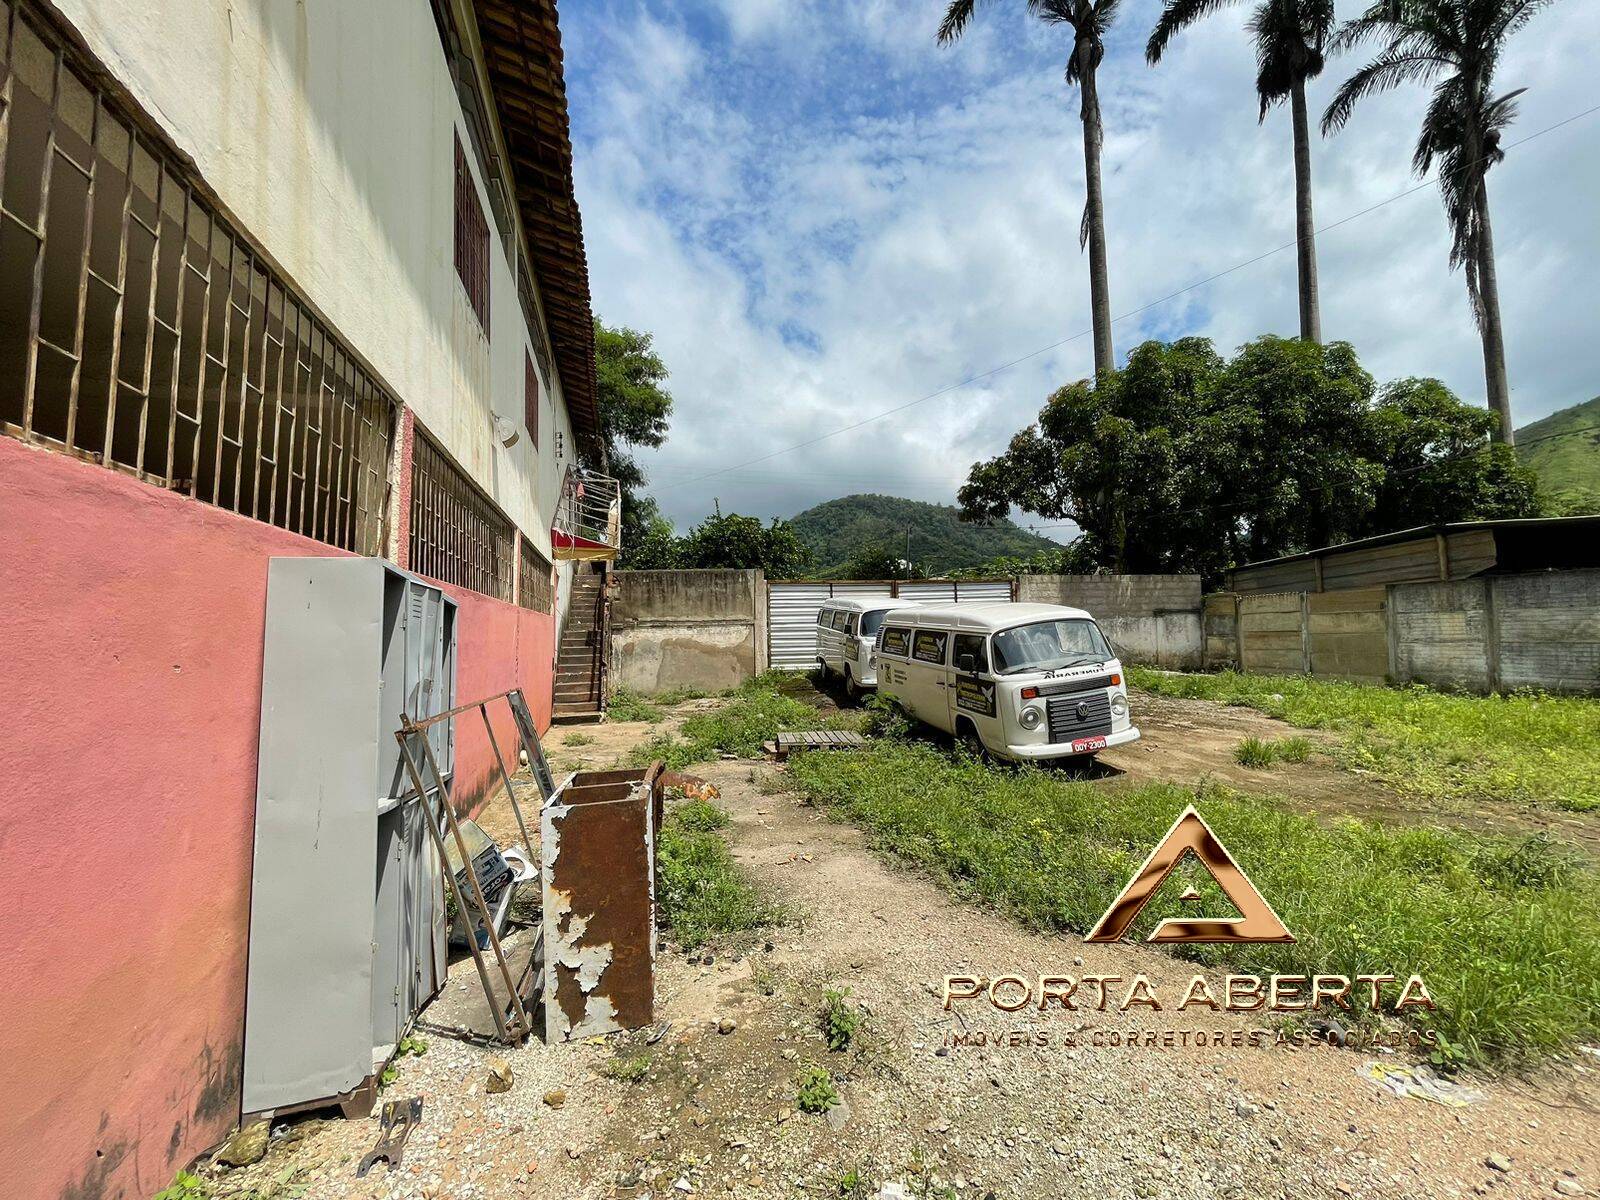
[553,571,606,722]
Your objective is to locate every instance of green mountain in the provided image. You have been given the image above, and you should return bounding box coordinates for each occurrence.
[1516,396,1600,515]
[788,494,1063,578]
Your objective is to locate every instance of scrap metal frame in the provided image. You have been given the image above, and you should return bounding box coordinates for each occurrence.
[394,686,553,1044]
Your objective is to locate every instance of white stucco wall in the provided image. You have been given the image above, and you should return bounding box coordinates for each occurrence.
[53,0,576,556]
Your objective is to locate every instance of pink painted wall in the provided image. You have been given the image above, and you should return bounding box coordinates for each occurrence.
[0,436,553,1200]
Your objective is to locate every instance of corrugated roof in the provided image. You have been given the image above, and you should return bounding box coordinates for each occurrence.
[1232,515,1600,572]
[472,0,599,454]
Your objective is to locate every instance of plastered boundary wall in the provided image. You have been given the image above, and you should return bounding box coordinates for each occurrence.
[614,571,1203,685]
[1202,570,1600,694]
[1015,575,1204,669]
[611,569,767,694]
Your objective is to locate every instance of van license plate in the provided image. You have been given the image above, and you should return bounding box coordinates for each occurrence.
[1071,735,1107,754]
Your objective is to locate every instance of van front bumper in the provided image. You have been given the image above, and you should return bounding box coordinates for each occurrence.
[1001,725,1140,761]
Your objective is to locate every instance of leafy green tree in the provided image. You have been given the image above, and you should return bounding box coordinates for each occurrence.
[1147,0,1336,343]
[593,318,673,548]
[959,336,1542,585]
[677,512,814,578]
[840,543,927,581]
[622,506,682,570]
[1322,0,1559,444]
[1368,376,1540,527]
[939,0,1125,376]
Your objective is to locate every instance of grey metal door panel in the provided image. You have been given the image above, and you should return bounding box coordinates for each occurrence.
[246,559,383,1113]
[247,557,455,1115]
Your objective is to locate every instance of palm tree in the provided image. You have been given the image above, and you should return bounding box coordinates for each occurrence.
[1147,0,1336,344]
[1322,0,1557,445]
[940,1,1125,377]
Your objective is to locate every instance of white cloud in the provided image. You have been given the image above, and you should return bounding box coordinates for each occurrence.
[562,0,1600,533]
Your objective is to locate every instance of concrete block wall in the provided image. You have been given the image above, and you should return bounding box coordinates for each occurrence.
[1308,588,1389,683]
[1015,575,1204,669]
[1392,570,1600,694]
[611,569,768,695]
[1207,569,1600,694]
[1389,580,1493,690]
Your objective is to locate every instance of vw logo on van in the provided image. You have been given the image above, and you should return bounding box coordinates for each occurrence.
[1075,701,1089,721]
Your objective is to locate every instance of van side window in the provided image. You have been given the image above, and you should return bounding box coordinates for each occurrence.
[912,630,948,664]
[953,633,989,673]
[817,609,833,628]
[844,614,859,636]
[880,626,911,657]
[831,611,850,632]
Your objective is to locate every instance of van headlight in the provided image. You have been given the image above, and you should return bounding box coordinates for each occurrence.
[1111,692,1128,717]
[1019,705,1044,730]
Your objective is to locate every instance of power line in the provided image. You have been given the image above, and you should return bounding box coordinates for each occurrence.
[654,102,1600,496]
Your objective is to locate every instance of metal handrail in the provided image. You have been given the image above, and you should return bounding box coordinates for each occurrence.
[554,468,622,549]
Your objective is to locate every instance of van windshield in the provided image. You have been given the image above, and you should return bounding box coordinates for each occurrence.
[991,619,1111,675]
[860,610,889,638]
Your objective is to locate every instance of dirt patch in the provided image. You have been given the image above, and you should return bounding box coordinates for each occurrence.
[206,695,1600,1200]
[1105,689,1600,858]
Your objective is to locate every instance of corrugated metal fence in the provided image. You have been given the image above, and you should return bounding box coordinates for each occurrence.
[766,578,1016,670]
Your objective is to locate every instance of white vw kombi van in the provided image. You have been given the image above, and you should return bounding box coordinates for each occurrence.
[814,597,916,699]
[871,602,1139,762]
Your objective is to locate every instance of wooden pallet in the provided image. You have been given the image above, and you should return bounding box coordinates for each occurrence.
[769,730,868,760]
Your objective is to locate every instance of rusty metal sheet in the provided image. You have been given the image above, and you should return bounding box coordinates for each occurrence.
[540,765,661,1041]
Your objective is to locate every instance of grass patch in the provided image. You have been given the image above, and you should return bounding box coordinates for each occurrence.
[1233,735,1314,768]
[600,1049,654,1083]
[608,688,666,723]
[656,797,783,948]
[1131,668,1600,813]
[785,738,1600,1068]
[627,675,858,769]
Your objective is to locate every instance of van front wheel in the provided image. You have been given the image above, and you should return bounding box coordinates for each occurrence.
[954,718,987,761]
[843,666,862,702]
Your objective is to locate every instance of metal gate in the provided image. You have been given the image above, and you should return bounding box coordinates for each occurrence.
[766,578,1017,670]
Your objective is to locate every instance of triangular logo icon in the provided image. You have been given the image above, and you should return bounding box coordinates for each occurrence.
[1084,805,1295,944]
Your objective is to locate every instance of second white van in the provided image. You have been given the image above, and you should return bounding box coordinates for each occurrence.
[814,597,916,699]
[871,601,1139,762]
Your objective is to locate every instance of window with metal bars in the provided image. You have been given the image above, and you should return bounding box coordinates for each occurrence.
[453,133,489,335]
[0,1,394,555]
[408,427,514,600]
[518,536,553,614]
[524,350,538,448]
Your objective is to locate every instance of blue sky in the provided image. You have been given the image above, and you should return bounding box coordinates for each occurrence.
[560,0,1600,537]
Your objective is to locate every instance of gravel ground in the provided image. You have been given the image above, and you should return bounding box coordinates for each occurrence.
[206,713,1600,1200]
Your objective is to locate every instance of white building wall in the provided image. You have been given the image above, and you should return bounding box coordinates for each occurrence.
[53,0,576,557]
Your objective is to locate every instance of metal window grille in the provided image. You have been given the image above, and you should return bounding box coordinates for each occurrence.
[0,1,393,554]
[524,349,538,447]
[517,252,553,385]
[453,133,489,334]
[409,426,514,600]
[518,535,552,614]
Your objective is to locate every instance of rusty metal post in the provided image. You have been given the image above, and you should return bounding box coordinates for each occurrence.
[540,763,662,1042]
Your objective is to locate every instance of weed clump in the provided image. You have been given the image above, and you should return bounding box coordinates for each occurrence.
[796,1064,839,1113]
[821,987,862,1051]
[1233,735,1314,768]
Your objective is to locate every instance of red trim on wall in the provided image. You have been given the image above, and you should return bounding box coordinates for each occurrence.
[0,436,552,1200]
